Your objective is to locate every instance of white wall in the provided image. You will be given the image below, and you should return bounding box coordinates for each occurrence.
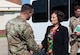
[0,11,20,30]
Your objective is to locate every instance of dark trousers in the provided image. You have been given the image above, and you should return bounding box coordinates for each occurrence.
[32,49,47,55]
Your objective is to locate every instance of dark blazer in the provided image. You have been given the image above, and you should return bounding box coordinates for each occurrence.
[42,24,69,55]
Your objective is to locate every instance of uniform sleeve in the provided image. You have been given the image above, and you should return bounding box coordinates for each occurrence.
[69,18,76,45]
[24,23,40,53]
[6,21,16,38]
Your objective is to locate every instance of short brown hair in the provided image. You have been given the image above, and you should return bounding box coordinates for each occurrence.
[74,5,80,11]
[51,10,65,22]
[21,4,34,12]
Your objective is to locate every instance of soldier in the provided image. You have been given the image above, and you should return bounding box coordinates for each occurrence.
[6,4,40,55]
[69,5,80,55]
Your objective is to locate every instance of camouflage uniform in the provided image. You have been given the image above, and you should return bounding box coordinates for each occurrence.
[69,16,80,55]
[6,16,40,55]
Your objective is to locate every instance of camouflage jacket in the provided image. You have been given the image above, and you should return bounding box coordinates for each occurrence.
[6,16,40,55]
[69,16,80,42]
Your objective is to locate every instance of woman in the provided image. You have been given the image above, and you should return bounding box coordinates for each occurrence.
[40,10,69,55]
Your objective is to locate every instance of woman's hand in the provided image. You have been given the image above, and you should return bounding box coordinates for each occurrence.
[38,43,43,50]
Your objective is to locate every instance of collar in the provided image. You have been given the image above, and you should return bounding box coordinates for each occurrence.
[16,16,26,22]
[74,15,80,18]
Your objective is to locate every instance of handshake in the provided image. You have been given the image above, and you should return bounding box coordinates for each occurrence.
[38,43,43,50]
[30,43,43,55]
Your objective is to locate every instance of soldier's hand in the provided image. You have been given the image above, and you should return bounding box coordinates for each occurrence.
[75,32,80,36]
[30,50,33,55]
